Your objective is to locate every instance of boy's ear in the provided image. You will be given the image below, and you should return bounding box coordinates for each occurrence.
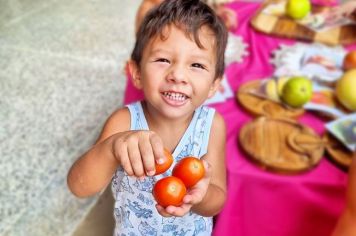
[128,59,143,89]
[208,77,223,98]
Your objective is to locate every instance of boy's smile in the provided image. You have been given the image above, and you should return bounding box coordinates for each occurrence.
[161,91,189,107]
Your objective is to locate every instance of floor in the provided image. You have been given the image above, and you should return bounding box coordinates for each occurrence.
[72,187,116,236]
[0,0,140,235]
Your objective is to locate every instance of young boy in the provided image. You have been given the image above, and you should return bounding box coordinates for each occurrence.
[67,0,228,235]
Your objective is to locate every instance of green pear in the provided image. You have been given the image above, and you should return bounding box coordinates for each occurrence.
[286,0,311,20]
[281,76,313,108]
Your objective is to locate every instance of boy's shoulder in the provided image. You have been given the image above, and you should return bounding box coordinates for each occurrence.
[211,110,226,128]
[199,105,225,127]
[95,106,131,143]
[109,106,130,121]
[206,109,226,143]
[103,106,131,132]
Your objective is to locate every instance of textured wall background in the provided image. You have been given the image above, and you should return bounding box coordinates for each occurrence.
[0,0,140,235]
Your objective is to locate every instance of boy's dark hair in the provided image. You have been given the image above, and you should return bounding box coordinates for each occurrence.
[131,0,228,79]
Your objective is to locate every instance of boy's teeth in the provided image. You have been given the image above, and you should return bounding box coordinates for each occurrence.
[163,92,187,101]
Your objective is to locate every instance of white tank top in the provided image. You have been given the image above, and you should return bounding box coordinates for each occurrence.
[112,101,215,236]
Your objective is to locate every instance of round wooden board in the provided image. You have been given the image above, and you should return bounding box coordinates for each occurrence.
[237,80,304,119]
[323,133,353,170]
[239,117,324,174]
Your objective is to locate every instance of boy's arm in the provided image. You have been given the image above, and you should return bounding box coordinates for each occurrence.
[332,152,356,236]
[67,108,130,198]
[191,112,227,216]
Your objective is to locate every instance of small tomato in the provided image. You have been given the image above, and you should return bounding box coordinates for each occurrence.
[343,51,356,70]
[153,176,186,207]
[154,148,173,175]
[172,157,205,188]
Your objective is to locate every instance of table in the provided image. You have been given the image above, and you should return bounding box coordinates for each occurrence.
[123,1,352,235]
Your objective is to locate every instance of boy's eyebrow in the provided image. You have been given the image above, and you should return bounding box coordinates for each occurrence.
[150,49,213,64]
[190,55,213,65]
[150,48,169,55]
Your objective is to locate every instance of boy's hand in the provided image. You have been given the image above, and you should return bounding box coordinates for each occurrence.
[155,160,212,217]
[111,130,165,178]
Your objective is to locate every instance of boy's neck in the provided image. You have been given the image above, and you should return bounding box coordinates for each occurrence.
[142,101,194,151]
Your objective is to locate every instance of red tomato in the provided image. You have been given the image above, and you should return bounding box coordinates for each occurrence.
[154,148,173,175]
[153,176,186,207]
[172,157,205,188]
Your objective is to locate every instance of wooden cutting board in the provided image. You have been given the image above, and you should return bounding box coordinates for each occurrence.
[239,117,324,173]
[323,132,354,170]
[251,0,356,46]
[237,80,304,118]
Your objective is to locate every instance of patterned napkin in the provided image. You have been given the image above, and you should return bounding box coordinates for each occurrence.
[326,113,356,151]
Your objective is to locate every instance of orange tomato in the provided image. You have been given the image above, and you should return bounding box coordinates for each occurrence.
[343,51,356,70]
[172,157,205,188]
[153,176,186,207]
[154,148,173,175]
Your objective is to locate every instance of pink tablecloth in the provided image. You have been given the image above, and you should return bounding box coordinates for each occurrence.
[123,1,351,236]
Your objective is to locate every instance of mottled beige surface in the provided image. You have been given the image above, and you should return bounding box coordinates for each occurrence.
[0,0,140,235]
[72,187,115,236]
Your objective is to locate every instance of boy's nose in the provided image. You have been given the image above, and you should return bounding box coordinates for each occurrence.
[167,65,187,83]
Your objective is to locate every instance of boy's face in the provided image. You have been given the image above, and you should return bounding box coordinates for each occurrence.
[130,25,221,120]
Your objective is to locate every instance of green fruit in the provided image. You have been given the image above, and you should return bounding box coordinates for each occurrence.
[286,0,311,20]
[277,77,290,96]
[281,77,313,108]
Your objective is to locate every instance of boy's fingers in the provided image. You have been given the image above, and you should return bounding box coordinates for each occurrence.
[128,142,145,177]
[156,204,192,217]
[115,142,134,176]
[184,189,204,205]
[202,159,212,177]
[149,133,165,164]
[155,205,173,217]
[138,139,156,176]
[120,151,134,176]
[183,195,193,204]
[166,204,191,217]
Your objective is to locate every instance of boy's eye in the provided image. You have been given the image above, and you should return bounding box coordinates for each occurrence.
[191,63,205,70]
[155,58,170,63]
